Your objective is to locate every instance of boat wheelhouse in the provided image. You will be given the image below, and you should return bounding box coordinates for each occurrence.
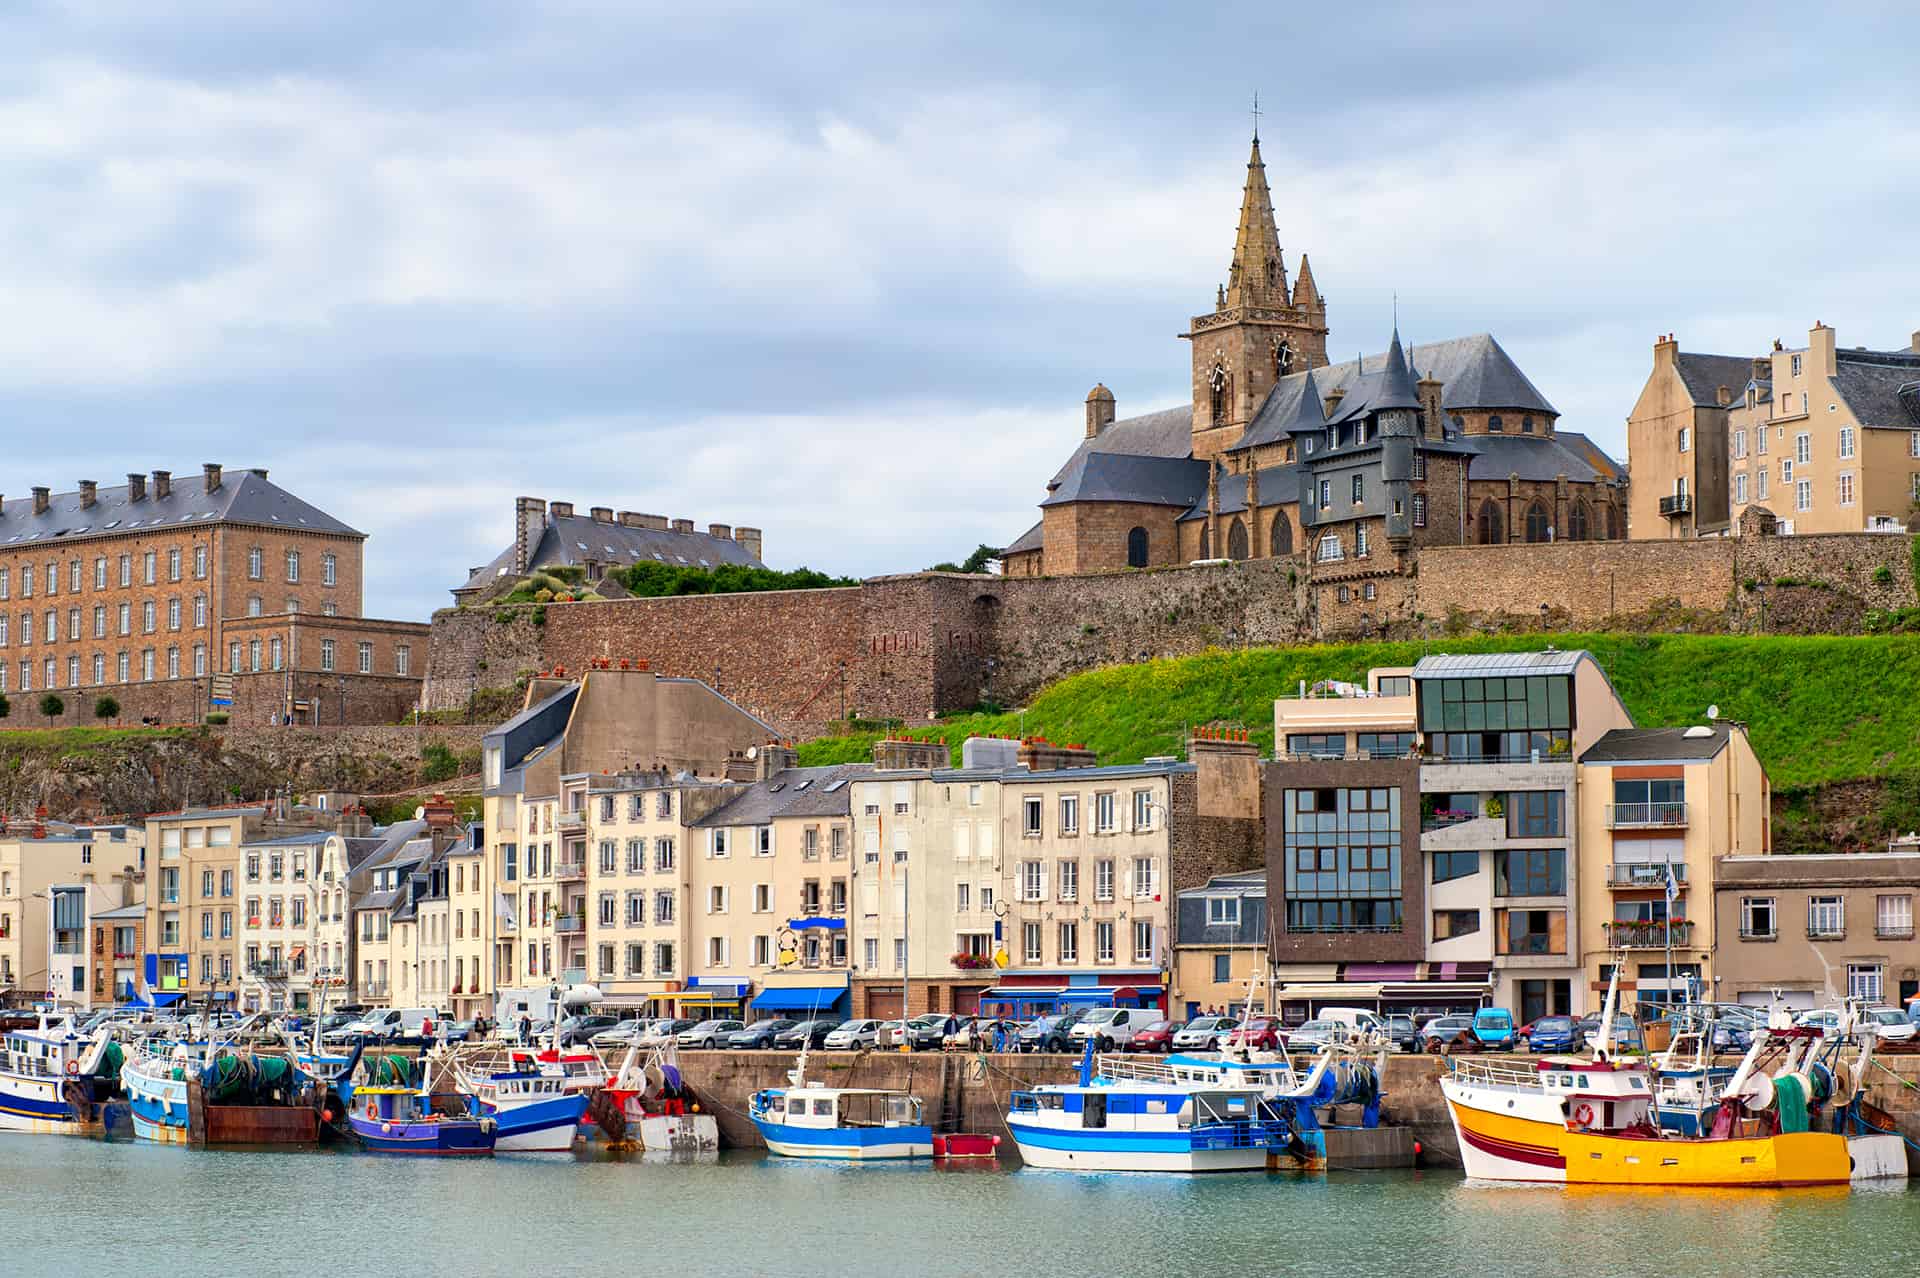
[749,1086,933,1160]
[0,1016,108,1135]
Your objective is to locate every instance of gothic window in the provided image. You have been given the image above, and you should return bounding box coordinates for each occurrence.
[1605,505,1621,540]
[1476,500,1504,545]
[1198,527,1211,559]
[1208,363,1230,426]
[1269,515,1293,556]
[1272,338,1293,380]
[1521,415,1535,434]
[1568,501,1590,541]
[1524,500,1552,543]
[1126,527,1149,569]
[1227,518,1249,561]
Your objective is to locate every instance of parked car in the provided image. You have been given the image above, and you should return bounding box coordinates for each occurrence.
[1380,1015,1418,1053]
[823,1019,884,1050]
[677,1019,744,1049]
[1472,1008,1517,1050]
[1069,1007,1157,1051]
[1216,1017,1284,1052]
[1865,1007,1918,1042]
[905,1014,963,1051]
[1284,1018,1344,1049]
[1419,1015,1477,1053]
[1132,1020,1180,1052]
[728,1018,798,1049]
[874,1020,910,1048]
[1018,1014,1080,1054]
[442,1019,476,1045]
[1318,1007,1388,1041]
[1519,1015,1577,1053]
[1579,1015,1643,1052]
[948,1018,1019,1051]
[772,1019,842,1050]
[634,1018,697,1047]
[556,1014,622,1046]
[1171,1016,1237,1050]
[592,1020,654,1047]
[326,1007,439,1043]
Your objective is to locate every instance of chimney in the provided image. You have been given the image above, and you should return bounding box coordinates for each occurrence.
[1018,739,1100,772]
[422,793,458,829]
[79,480,97,509]
[1808,322,1837,376]
[1911,330,1919,354]
[756,743,798,780]
[549,501,575,519]
[708,523,732,540]
[590,506,613,523]
[671,518,694,534]
[248,467,268,479]
[1751,357,1770,382]
[513,497,547,575]
[635,513,669,531]
[203,463,222,493]
[1417,371,1445,441]
[872,738,950,771]
[617,511,642,527]
[152,470,171,500]
[127,473,146,502]
[1322,386,1346,418]
[733,527,763,562]
[1715,385,1732,407]
[1084,383,1116,438]
[32,487,50,516]
[1653,333,1679,368]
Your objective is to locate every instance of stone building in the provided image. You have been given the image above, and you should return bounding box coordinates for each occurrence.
[0,463,428,726]
[1714,847,1920,1009]
[452,497,766,604]
[1629,324,1920,537]
[1002,134,1627,580]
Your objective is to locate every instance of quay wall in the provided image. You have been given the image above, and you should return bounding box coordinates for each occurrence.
[669,1048,1920,1169]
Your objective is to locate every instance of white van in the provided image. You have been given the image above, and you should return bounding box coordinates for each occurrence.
[332,1007,441,1041]
[1068,1007,1152,1049]
[1317,1007,1388,1040]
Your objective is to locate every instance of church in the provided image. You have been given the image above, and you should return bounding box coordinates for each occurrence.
[1000,134,1628,581]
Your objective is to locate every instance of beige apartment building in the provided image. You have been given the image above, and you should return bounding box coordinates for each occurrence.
[1573,723,1769,1006]
[0,823,142,1006]
[1714,846,1920,1009]
[237,830,339,1014]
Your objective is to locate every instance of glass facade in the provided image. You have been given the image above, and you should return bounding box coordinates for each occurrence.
[1282,787,1402,933]
[1419,674,1572,761]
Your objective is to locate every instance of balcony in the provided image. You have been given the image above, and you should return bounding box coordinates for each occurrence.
[556,858,586,881]
[248,960,288,980]
[1420,814,1505,852]
[1739,927,1777,942]
[1607,803,1688,829]
[554,913,584,934]
[1808,926,1846,942]
[556,810,586,832]
[1659,493,1693,517]
[1604,919,1694,948]
[1878,926,1915,941]
[1607,862,1688,888]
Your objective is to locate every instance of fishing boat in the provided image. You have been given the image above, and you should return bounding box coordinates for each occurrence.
[455,1064,591,1153]
[0,1014,121,1136]
[1146,1035,1390,1166]
[122,1041,205,1145]
[594,1042,718,1154]
[749,1044,932,1159]
[1004,1048,1295,1172]
[1651,1020,1736,1138]
[1440,965,1907,1186]
[349,1087,497,1156]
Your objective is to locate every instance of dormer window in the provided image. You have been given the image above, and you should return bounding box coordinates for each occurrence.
[1488,415,1504,432]
[1521,415,1534,434]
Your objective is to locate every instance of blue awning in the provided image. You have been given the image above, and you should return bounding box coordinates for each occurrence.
[684,977,750,996]
[786,916,846,931]
[750,985,851,1012]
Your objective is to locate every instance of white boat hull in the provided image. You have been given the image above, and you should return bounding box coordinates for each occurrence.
[640,1113,719,1153]
[1010,1133,1271,1173]
[1850,1134,1907,1180]
[763,1133,933,1160]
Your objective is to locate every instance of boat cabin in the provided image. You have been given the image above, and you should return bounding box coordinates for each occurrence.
[762,1088,921,1130]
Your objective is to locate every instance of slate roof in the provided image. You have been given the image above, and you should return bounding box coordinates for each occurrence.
[1833,347,1920,430]
[690,763,874,828]
[1177,465,1300,521]
[0,468,360,551]
[1003,521,1044,555]
[1041,452,1208,509]
[1669,352,1757,408]
[461,513,762,594]
[1233,367,1329,451]
[1046,406,1194,489]
[1580,725,1730,764]
[1319,333,1558,417]
[1466,431,1626,484]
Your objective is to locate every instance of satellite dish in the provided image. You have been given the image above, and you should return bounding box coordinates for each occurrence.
[1707,704,1720,720]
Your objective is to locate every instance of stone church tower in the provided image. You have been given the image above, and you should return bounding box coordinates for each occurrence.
[1183,134,1329,462]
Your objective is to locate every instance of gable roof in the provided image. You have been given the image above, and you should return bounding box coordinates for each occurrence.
[1042,452,1208,509]
[1003,521,1044,556]
[1321,334,1557,417]
[1672,352,1757,408]
[1464,430,1625,484]
[1232,367,1329,451]
[0,467,362,551]
[1047,406,1194,489]
[1833,347,1920,430]
[690,763,874,827]
[462,513,762,595]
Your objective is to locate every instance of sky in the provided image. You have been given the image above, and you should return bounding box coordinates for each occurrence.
[0,2,1914,621]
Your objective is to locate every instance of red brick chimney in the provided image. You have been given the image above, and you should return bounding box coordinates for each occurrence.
[422,793,458,829]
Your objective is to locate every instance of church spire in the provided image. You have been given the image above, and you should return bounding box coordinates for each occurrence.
[1225,135,1285,308]
[1291,253,1320,313]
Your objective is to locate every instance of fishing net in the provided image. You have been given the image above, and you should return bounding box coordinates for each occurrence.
[1774,1073,1810,1134]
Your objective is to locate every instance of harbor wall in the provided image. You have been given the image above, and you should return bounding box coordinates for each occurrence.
[670,1048,1920,1169]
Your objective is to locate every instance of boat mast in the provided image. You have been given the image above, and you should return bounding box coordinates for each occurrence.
[1593,950,1623,1061]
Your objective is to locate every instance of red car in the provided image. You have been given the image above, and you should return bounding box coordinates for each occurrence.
[1217,1017,1285,1051]
[1132,1019,1179,1052]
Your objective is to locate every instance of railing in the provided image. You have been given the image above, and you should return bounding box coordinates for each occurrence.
[363,981,388,997]
[1607,862,1688,887]
[556,859,586,881]
[1660,493,1694,516]
[1808,925,1845,941]
[1448,1057,1542,1089]
[1607,802,1688,829]
[249,960,288,979]
[1604,920,1694,947]
[1421,810,1481,831]
[1427,752,1572,766]
[1878,926,1915,941]
[554,913,584,934]
[1284,923,1402,935]
[556,810,586,831]
[52,943,83,957]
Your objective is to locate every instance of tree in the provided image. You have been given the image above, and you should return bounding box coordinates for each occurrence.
[928,544,1002,574]
[94,695,120,722]
[39,693,65,719]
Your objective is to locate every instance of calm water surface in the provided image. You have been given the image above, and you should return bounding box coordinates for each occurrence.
[4,1138,1920,1276]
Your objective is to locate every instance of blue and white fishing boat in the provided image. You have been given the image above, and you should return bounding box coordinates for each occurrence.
[749,1047,931,1159]
[457,1065,591,1153]
[0,1013,116,1135]
[1005,1047,1296,1172]
[121,1042,201,1145]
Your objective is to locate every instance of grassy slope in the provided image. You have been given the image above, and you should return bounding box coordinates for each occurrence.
[796,633,1920,792]
[0,725,201,751]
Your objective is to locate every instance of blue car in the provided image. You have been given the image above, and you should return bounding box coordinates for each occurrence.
[1520,1014,1577,1053]
[1472,1008,1517,1050]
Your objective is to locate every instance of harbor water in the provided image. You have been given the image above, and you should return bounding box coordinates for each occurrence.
[5,1140,1920,1276]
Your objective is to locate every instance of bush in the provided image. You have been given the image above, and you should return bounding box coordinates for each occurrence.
[420,741,463,784]
[38,694,64,718]
[205,711,230,725]
[618,561,857,598]
[1873,564,1895,588]
[93,695,120,721]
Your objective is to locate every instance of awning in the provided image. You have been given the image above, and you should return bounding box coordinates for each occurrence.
[750,985,850,1013]
[1382,980,1494,999]
[1272,964,1341,982]
[786,916,846,931]
[1275,982,1385,1001]
[674,990,744,1005]
[981,986,1065,1000]
[1343,963,1419,980]
[684,978,750,996]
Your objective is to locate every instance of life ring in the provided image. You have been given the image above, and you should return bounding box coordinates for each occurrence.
[366,1100,378,1120]
[1569,1102,1595,1130]
[65,1060,79,1075]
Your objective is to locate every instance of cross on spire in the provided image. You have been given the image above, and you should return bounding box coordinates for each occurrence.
[1250,92,1262,142]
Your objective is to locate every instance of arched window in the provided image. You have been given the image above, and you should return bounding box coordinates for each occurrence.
[1272,338,1293,380]
[1488,414,1505,433]
[1605,504,1621,540]
[1568,501,1589,541]
[1126,526,1149,568]
[1198,526,1211,559]
[1521,415,1535,434]
[1476,500,1504,545]
[1525,501,1552,543]
[1208,363,1229,426]
[1227,518,1249,561]
[1269,514,1293,556]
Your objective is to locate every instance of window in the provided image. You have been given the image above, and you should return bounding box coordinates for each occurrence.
[1475,500,1503,545]
[654,889,675,924]
[117,652,129,682]
[1316,533,1343,563]
[1094,792,1116,833]
[1351,474,1364,503]
[1020,860,1043,902]
[141,649,154,681]
[1757,468,1769,501]
[1732,429,1747,459]
[1318,479,1331,509]
[396,645,411,676]
[1132,856,1156,900]
[1058,921,1079,963]
[707,885,728,914]
[1133,789,1154,830]
[1496,848,1566,896]
[357,642,372,674]
[655,837,676,871]
[248,547,263,579]
[1411,451,1426,480]
[1213,953,1231,983]
[92,653,104,684]
[1058,794,1078,834]
[1133,919,1153,962]
[246,596,261,618]
[1849,963,1883,1004]
[1057,859,1078,902]
[1677,426,1689,454]
[1499,908,1563,955]
[193,644,206,677]
[319,639,334,672]
[1807,896,1844,939]
[1791,352,1802,376]
[1837,472,1855,507]
[1095,921,1115,963]
[1355,523,1369,557]
[1523,501,1551,543]
[1206,895,1240,925]
[269,637,283,670]
[194,545,207,579]
[1795,432,1810,464]
[1433,909,1481,940]
[1431,850,1478,884]
[1412,492,1427,527]
[167,548,180,582]
[1839,426,1855,459]
[1735,473,1748,504]
[1795,479,1811,512]
[285,549,300,582]
[1022,796,1042,836]
[1781,458,1793,483]
[116,603,129,635]
[1507,791,1565,838]
[166,647,179,679]
[1877,894,1913,940]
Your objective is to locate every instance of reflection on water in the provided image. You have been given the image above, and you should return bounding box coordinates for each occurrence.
[1,1138,1918,1278]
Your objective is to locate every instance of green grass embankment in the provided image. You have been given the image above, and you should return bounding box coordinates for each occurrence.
[796,633,1920,792]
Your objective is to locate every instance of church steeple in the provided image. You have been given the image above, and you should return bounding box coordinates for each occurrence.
[1225,136,1285,308]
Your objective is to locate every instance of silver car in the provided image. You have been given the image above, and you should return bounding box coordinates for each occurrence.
[1171,1016,1237,1050]
[823,1018,883,1049]
[676,1019,743,1049]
